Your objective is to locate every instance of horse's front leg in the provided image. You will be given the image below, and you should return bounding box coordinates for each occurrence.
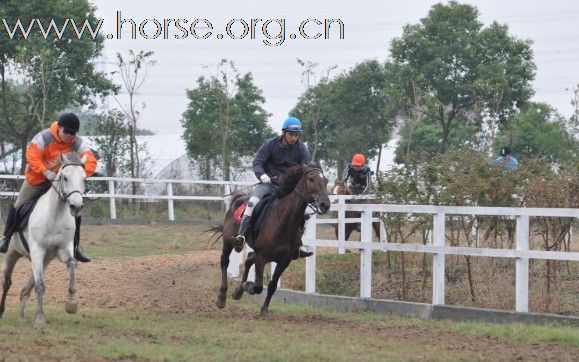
[216,241,234,309]
[260,258,290,316]
[30,246,47,329]
[65,257,78,314]
[1,250,21,318]
[19,275,35,321]
[233,251,255,300]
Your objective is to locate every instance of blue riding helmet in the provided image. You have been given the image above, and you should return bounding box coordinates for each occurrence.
[282,117,302,133]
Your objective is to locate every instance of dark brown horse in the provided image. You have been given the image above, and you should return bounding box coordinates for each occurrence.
[332,180,382,241]
[214,164,331,315]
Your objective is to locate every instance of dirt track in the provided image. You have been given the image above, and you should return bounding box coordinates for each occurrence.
[3,251,578,361]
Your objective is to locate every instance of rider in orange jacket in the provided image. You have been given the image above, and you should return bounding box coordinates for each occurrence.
[0,113,96,262]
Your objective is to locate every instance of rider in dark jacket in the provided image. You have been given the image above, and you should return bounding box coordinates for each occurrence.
[343,153,372,195]
[234,116,313,257]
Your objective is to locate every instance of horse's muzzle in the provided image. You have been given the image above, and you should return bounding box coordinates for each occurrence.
[69,204,84,217]
[317,201,331,215]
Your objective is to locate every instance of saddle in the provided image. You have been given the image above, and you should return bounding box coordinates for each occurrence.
[232,193,276,248]
[13,192,45,254]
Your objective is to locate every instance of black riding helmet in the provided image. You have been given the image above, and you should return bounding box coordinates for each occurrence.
[58,113,80,134]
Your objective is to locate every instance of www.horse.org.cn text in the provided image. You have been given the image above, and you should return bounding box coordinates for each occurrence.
[1,11,346,47]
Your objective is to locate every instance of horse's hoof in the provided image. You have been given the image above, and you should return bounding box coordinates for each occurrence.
[243,281,255,295]
[65,302,78,314]
[34,318,46,329]
[254,285,263,294]
[259,309,269,317]
[231,287,244,300]
[215,298,226,309]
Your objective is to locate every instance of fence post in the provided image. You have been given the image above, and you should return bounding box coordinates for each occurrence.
[360,210,372,298]
[338,196,346,254]
[515,215,530,313]
[167,182,174,221]
[305,213,317,294]
[108,179,116,220]
[432,212,445,305]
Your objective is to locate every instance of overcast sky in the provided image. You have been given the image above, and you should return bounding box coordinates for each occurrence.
[93,0,579,136]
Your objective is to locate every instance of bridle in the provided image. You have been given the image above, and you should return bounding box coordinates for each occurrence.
[49,162,86,203]
[294,167,328,216]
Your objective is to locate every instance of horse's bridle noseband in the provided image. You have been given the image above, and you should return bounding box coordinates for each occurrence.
[50,162,86,202]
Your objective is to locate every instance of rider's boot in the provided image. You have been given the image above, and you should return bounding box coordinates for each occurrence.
[233,196,259,251]
[73,217,91,263]
[233,215,250,251]
[0,206,17,254]
[296,243,314,258]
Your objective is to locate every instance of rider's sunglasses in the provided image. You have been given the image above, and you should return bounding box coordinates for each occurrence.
[63,129,77,136]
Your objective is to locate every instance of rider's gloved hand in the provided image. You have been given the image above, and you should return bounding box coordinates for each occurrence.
[44,170,57,181]
[259,174,271,184]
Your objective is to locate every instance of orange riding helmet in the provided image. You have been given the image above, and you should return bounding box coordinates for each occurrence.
[351,153,365,166]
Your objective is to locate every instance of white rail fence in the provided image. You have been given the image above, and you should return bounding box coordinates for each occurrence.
[1,175,577,314]
[302,199,578,313]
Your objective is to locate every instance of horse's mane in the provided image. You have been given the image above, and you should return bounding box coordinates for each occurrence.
[277,164,315,197]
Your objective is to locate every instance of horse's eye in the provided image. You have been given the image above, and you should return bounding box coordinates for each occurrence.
[63,176,68,182]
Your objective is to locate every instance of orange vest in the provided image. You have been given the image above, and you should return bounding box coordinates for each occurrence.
[25,121,97,185]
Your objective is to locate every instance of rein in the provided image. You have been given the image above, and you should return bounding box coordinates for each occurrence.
[49,162,85,202]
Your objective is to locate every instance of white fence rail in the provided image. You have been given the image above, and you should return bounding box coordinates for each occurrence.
[1,175,577,314]
[0,175,253,220]
[304,198,578,313]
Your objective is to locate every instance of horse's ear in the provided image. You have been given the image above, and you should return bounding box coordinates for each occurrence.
[59,153,64,164]
[81,154,88,165]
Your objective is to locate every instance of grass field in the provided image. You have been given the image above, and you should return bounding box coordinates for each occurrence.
[0,224,577,361]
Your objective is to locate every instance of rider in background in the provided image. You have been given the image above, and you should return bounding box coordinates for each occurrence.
[0,113,96,262]
[234,116,313,257]
[343,153,373,195]
[495,147,518,170]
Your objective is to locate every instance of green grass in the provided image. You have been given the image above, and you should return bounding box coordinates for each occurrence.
[446,321,579,347]
[2,301,577,361]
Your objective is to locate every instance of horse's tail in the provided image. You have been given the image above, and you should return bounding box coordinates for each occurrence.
[205,223,224,248]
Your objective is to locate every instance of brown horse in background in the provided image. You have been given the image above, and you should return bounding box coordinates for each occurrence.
[332,180,383,241]
[213,164,331,315]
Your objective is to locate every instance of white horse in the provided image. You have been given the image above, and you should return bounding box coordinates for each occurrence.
[0,152,87,328]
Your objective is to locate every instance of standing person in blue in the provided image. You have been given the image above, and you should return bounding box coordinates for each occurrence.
[495,147,518,170]
[343,153,373,194]
[234,116,313,257]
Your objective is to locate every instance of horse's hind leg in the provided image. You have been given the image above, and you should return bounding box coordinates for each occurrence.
[232,251,255,300]
[0,250,21,318]
[216,241,234,309]
[244,253,264,295]
[65,257,78,314]
[260,258,290,316]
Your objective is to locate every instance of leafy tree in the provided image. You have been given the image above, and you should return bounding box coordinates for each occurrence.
[181,60,273,181]
[495,103,579,166]
[0,0,116,173]
[292,60,396,177]
[390,1,535,158]
[92,109,130,177]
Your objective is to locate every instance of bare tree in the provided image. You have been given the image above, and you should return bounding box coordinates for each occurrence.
[113,50,155,193]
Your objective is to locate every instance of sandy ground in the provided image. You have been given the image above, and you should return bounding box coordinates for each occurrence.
[1,249,577,361]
